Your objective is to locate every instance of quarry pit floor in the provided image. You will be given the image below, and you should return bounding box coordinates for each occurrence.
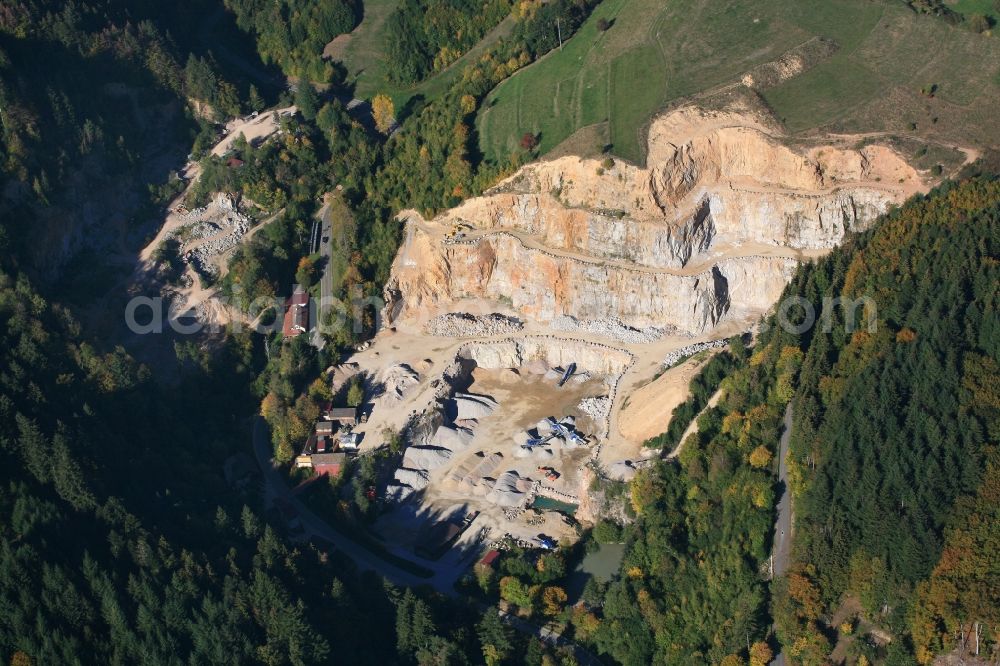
[333,309,754,560]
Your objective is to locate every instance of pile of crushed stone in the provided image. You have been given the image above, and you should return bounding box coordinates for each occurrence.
[552,315,671,344]
[425,312,524,337]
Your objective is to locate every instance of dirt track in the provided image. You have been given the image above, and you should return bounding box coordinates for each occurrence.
[212,106,295,157]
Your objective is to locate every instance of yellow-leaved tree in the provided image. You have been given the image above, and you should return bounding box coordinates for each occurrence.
[749,641,773,666]
[541,586,567,616]
[749,445,773,469]
[372,94,395,134]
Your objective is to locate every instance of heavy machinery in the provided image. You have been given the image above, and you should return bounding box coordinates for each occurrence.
[558,363,577,387]
[537,466,561,482]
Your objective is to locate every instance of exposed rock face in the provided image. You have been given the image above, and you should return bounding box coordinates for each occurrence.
[385,105,923,336]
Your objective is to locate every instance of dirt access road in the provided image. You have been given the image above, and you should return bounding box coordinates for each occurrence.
[618,353,712,443]
[212,106,295,157]
[124,108,296,332]
[139,106,294,267]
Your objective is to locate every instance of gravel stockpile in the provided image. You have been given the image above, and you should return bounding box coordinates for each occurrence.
[551,315,672,344]
[186,220,222,240]
[175,195,252,272]
[451,393,498,420]
[662,339,730,367]
[379,364,420,402]
[607,461,638,482]
[184,216,250,260]
[425,312,524,337]
[403,446,453,471]
[429,424,474,450]
[394,468,430,491]
[487,470,530,507]
[385,484,415,502]
[577,395,610,421]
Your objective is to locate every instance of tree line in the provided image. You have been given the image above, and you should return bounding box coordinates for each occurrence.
[224,0,359,82]
[771,177,1000,664]
[0,193,577,666]
[580,334,783,664]
[384,0,514,86]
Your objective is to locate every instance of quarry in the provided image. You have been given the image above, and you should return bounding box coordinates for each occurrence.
[332,101,928,562]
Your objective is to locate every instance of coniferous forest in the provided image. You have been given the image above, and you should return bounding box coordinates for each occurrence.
[0,0,998,664]
[773,178,1000,665]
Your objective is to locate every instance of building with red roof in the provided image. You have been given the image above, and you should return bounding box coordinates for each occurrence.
[282,284,310,338]
[311,452,346,477]
[479,549,501,568]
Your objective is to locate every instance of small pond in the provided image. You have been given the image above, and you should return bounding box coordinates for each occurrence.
[530,495,579,515]
[566,543,626,602]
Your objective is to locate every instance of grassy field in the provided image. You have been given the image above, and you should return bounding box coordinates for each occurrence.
[476,0,1000,165]
[950,0,1000,20]
[324,0,400,97]
[327,0,513,109]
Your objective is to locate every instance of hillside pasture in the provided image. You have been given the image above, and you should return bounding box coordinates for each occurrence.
[476,0,1000,165]
[328,0,514,108]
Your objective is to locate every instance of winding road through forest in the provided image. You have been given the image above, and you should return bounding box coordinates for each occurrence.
[771,402,795,666]
[252,417,438,589]
[251,417,602,665]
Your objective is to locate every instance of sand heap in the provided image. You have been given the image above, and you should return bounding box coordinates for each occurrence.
[487,470,532,507]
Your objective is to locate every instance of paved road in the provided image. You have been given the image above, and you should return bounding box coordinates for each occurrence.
[252,417,442,590]
[773,403,793,577]
[311,200,334,347]
[770,403,795,666]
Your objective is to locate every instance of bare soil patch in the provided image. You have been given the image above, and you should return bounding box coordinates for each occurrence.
[617,354,709,443]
